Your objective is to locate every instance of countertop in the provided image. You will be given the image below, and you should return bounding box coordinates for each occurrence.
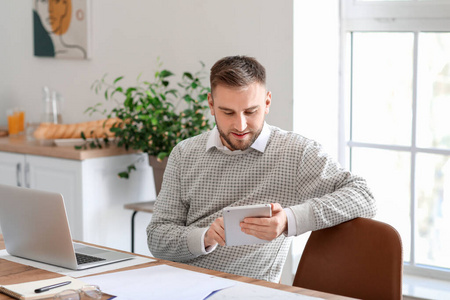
[0,135,137,160]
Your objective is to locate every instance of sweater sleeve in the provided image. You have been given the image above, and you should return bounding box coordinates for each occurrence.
[290,140,376,235]
[146,145,207,261]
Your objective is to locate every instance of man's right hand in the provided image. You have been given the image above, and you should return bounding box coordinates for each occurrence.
[204,217,225,248]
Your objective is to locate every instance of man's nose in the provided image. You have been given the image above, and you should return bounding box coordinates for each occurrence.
[235,114,247,131]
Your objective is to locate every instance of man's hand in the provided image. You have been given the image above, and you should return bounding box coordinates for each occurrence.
[204,217,225,248]
[239,203,287,241]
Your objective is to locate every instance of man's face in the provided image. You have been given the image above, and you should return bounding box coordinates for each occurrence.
[208,83,271,151]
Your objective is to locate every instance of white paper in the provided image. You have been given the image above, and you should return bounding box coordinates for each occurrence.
[82,264,322,300]
[82,264,235,300]
[0,249,155,277]
[208,281,323,300]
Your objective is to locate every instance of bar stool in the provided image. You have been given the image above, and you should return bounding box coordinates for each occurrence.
[123,201,155,253]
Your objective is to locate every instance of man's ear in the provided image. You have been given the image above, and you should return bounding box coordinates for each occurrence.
[207,93,215,116]
[265,91,272,114]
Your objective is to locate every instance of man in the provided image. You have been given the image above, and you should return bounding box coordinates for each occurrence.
[147,55,376,282]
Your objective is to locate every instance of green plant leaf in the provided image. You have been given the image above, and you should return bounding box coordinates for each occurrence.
[183,72,194,80]
[124,96,133,108]
[159,70,174,78]
[113,76,124,84]
[165,89,178,97]
[127,164,136,173]
[157,152,168,161]
[126,87,137,95]
[183,94,194,102]
[198,93,208,101]
[118,172,129,179]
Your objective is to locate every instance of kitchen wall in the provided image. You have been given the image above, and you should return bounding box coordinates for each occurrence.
[0,0,293,131]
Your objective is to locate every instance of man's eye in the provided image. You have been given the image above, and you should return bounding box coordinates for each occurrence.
[224,112,234,115]
[245,111,256,115]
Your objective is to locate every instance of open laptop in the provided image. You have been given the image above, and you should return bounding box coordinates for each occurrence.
[0,184,135,270]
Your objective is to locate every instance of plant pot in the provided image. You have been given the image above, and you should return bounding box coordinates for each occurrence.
[148,155,168,196]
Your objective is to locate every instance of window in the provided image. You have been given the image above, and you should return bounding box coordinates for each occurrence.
[341,0,450,280]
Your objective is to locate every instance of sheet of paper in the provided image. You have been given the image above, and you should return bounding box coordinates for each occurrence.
[208,281,324,300]
[83,264,322,300]
[82,264,235,300]
[0,249,155,278]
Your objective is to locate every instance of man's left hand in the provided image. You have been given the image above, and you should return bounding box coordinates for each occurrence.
[239,203,287,241]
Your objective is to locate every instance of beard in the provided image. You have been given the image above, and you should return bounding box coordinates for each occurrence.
[215,118,264,151]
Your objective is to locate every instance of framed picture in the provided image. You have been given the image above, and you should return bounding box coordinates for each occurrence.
[33,0,90,59]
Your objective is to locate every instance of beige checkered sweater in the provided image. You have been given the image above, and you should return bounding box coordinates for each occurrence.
[147,125,376,282]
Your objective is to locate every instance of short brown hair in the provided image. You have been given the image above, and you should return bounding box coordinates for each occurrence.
[210,56,266,95]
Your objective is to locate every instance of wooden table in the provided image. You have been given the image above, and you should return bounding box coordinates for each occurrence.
[0,235,354,299]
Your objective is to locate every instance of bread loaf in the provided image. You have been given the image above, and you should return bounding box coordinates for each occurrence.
[33,118,120,140]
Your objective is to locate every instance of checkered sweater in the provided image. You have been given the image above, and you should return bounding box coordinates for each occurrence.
[147,125,376,282]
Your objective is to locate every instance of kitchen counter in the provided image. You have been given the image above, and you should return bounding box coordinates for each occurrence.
[0,135,136,160]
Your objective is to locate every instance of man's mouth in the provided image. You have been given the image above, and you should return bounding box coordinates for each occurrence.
[231,132,249,139]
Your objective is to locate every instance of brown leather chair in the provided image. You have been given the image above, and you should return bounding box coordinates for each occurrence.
[292,217,403,300]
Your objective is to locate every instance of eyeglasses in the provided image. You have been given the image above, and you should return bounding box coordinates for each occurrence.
[53,285,102,300]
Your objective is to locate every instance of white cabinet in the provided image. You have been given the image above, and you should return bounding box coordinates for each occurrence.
[0,151,155,254]
[0,152,27,187]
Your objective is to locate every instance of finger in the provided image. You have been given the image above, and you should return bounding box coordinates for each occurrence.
[240,223,268,234]
[241,227,276,241]
[213,229,226,246]
[206,227,225,247]
[217,217,224,230]
[216,229,226,246]
[214,227,226,247]
[242,217,270,226]
[271,203,283,213]
[215,217,226,245]
[206,218,226,247]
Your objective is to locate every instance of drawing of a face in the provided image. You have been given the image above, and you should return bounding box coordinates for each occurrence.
[49,0,72,35]
[35,0,52,33]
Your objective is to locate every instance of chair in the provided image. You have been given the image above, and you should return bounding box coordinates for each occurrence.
[292,217,403,300]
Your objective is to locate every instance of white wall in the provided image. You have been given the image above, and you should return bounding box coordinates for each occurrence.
[293,0,339,159]
[0,0,293,131]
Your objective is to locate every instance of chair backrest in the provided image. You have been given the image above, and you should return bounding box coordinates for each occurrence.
[292,217,403,300]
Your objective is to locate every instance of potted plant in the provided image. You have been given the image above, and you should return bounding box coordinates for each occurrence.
[84,60,213,194]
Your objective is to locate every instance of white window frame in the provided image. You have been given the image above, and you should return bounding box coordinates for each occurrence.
[340,0,450,281]
[342,0,450,20]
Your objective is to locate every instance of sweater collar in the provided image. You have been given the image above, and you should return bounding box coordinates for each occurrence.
[206,122,270,154]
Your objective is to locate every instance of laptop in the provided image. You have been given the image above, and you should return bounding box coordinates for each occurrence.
[0,184,135,270]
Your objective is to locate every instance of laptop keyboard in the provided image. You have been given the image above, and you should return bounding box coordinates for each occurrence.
[75,252,106,265]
